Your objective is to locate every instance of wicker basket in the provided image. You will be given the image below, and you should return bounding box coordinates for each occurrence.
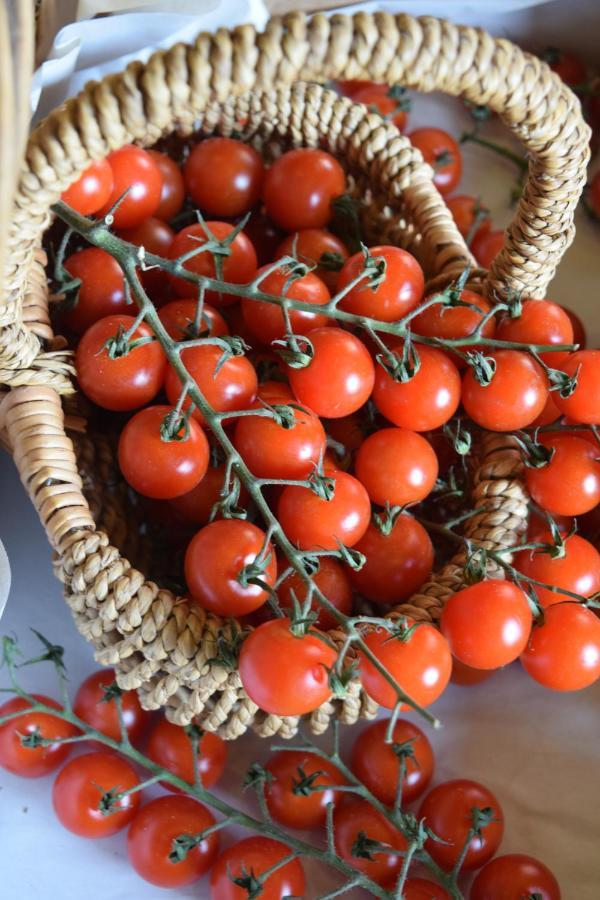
[0,11,591,740]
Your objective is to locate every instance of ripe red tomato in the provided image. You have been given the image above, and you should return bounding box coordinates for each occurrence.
[411,289,496,359]
[543,47,587,86]
[118,405,209,499]
[263,148,345,231]
[461,350,548,431]
[531,393,561,427]
[61,158,114,216]
[372,343,461,431]
[324,412,367,453]
[0,695,76,777]
[147,149,185,221]
[241,265,330,345]
[554,350,600,423]
[516,531,600,608]
[243,212,284,266]
[277,557,353,630]
[404,879,451,900]
[337,246,424,321]
[352,83,409,131]
[184,137,264,217]
[62,248,128,334]
[440,580,532,669]
[165,345,258,426]
[158,299,229,340]
[185,519,277,616]
[169,462,249,525]
[210,836,305,900]
[409,128,462,194]
[470,853,561,900]
[351,717,434,806]
[98,145,162,228]
[287,328,375,418]
[117,216,175,301]
[495,299,574,366]
[446,195,490,240]
[275,229,349,291]
[333,798,407,887]
[359,623,452,709]
[239,618,336,715]
[450,657,494,686]
[520,602,600,691]
[355,428,438,506]
[146,716,226,790]
[234,399,326,480]
[73,669,150,743]
[561,305,586,349]
[419,779,504,872]
[471,229,504,268]
[168,221,257,302]
[263,749,345,829]
[127,795,218,887]
[76,315,166,411]
[525,435,600,516]
[278,468,371,550]
[348,514,434,605]
[52,751,140,837]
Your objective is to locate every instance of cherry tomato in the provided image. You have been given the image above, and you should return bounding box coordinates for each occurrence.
[352,82,409,130]
[450,657,494,686]
[542,47,587,86]
[471,229,504,269]
[52,751,140,837]
[158,298,229,340]
[168,221,257,302]
[561,305,586,349]
[165,345,258,426]
[210,836,305,900]
[127,795,218,887]
[275,229,349,292]
[147,149,185,221]
[169,462,249,526]
[278,468,371,550]
[0,695,76,777]
[76,315,166,411]
[554,350,600,424]
[61,158,114,216]
[287,328,375,418]
[277,557,353,630]
[185,519,277,617]
[413,289,494,346]
[117,216,175,301]
[263,148,345,231]
[527,509,573,542]
[470,853,561,900]
[495,299,574,366]
[146,716,226,790]
[337,246,424,321]
[531,393,561,427]
[440,580,532,669]
[348,514,434,605]
[446,195,490,241]
[409,128,462,195]
[239,618,336,715]
[243,212,285,266]
[241,265,330,345]
[525,435,600,516]
[516,531,600,608]
[263,749,345,829]
[461,350,548,431]
[98,145,162,228]
[520,602,600,691]
[351,717,434,806]
[333,798,407,886]
[419,779,504,872]
[355,428,438,506]
[184,137,264,218]
[62,248,128,334]
[73,669,150,743]
[359,622,452,709]
[323,412,367,453]
[336,79,372,98]
[404,879,451,900]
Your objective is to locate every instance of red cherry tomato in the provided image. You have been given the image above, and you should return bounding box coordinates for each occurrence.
[470,853,561,900]
[146,716,227,790]
[127,795,218,887]
[117,216,175,301]
[169,462,249,525]
[516,531,600,608]
[355,428,439,506]
[73,669,150,743]
[239,618,336,715]
[324,412,368,453]
[277,557,353,629]
[561,305,586,349]
[0,695,76,777]
[531,393,561,427]
[168,221,257,302]
[333,798,407,887]
[348,514,434,605]
[495,299,574,366]
[461,350,548,431]
[210,836,305,900]
[409,128,462,195]
[471,229,505,269]
[419,779,504,872]
[184,137,264,218]
[98,145,162,228]
[263,148,345,231]
[520,602,600,691]
[554,350,600,424]
[62,248,128,334]
[352,82,409,131]
[450,657,494,686]
[287,328,375,418]
[76,315,166,411]
[404,879,451,900]
[446,195,490,241]
[542,47,587,86]
[411,289,496,361]
[241,265,330,345]
[52,751,140,837]
[243,212,285,266]
[263,749,345,829]
[337,245,425,321]
[351,717,434,806]
[275,229,349,292]
[61,158,114,216]
[359,622,452,710]
[147,149,185,221]
[525,435,600,516]
[158,298,229,340]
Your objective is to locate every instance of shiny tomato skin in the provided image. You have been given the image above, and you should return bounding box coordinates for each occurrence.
[351,717,434,806]
[531,392,561,427]
[525,435,600,516]
[348,515,434,605]
[333,797,407,886]
[234,399,326,480]
[471,229,504,269]
[287,328,375,418]
[263,148,345,231]
[337,246,425,321]
[359,623,452,710]
[409,128,462,194]
[446,194,490,240]
[76,315,166,411]
[461,350,548,431]
[419,779,504,872]
[404,878,451,900]
[239,618,336,715]
[168,221,257,302]
[127,795,218,887]
[520,602,600,691]
[277,556,353,630]
[147,149,185,221]
[61,158,114,216]
[98,145,162,228]
[264,749,345,829]
[52,751,140,837]
[355,427,438,506]
[169,462,249,526]
[515,531,600,608]
[275,229,349,291]
[146,717,227,790]
[73,669,150,743]
[241,265,330,345]
[210,836,305,900]
[117,216,175,301]
[184,137,264,217]
[411,289,495,359]
[561,305,586,349]
[470,853,561,900]
[0,695,76,777]
[496,299,574,366]
[554,350,600,424]
[352,83,409,130]
[185,519,277,617]
[158,299,229,340]
[63,247,128,334]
